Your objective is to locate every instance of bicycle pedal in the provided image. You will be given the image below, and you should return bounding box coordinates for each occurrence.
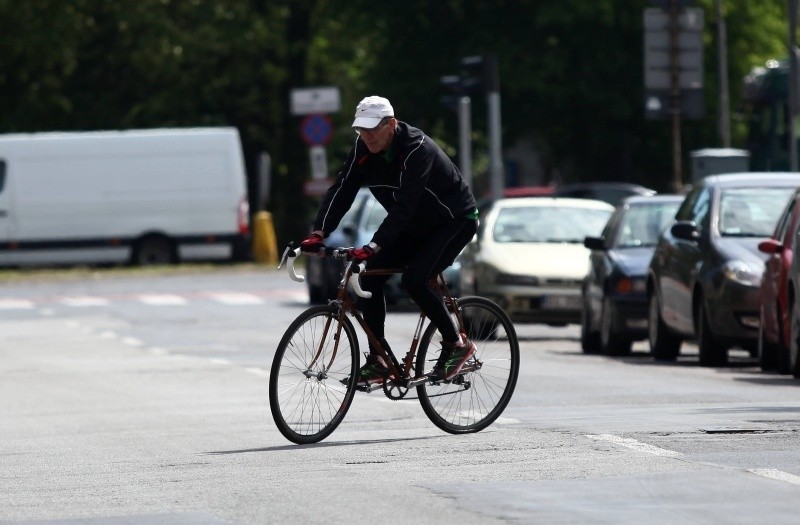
[354,381,384,393]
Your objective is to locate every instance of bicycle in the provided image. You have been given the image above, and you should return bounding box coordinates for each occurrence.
[269,243,520,444]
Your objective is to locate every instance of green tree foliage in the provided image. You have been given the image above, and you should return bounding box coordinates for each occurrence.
[0,0,791,244]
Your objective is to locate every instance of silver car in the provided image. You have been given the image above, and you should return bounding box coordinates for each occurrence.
[459,197,614,325]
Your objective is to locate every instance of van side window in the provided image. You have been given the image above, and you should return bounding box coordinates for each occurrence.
[0,159,5,193]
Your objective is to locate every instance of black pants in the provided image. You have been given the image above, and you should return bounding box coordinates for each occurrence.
[360,218,478,347]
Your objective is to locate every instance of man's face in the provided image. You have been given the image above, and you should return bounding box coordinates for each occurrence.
[355,117,396,153]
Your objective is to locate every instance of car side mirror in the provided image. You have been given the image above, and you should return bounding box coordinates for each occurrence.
[758,238,784,254]
[583,236,606,251]
[671,221,699,241]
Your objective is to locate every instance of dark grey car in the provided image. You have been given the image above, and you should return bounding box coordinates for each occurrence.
[582,195,682,356]
[647,172,800,366]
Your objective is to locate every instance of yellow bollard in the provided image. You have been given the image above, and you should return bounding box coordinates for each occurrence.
[252,211,278,265]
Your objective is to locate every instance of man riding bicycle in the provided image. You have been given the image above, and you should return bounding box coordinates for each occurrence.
[300,95,479,386]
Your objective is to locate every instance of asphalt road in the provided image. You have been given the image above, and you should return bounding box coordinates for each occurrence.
[2,265,800,524]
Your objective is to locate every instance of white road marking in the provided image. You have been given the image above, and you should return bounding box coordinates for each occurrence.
[245,367,269,377]
[749,468,800,485]
[586,434,683,458]
[138,294,188,305]
[0,299,35,309]
[209,358,231,365]
[59,296,109,307]
[493,416,522,425]
[208,292,264,305]
[121,337,144,347]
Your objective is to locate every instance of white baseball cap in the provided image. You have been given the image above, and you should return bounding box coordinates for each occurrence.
[352,96,394,128]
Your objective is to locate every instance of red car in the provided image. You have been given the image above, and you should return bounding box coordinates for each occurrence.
[757,187,800,372]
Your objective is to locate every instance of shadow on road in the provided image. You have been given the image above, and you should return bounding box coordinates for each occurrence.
[203,434,447,454]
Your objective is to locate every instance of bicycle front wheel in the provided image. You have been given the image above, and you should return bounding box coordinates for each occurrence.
[269,305,359,444]
[415,296,520,434]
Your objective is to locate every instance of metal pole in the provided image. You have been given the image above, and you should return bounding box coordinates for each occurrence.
[488,92,503,201]
[670,0,683,191]
[790,0,798,172]
[715,0,731,148]
[485,55,504,201]
[458,96,473,189]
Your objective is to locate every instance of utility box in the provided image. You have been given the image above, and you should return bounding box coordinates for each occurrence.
[690,148,750,182]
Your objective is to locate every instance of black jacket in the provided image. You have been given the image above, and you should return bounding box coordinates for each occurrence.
[313,121,476,247]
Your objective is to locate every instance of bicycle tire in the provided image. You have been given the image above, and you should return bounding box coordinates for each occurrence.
[415,296,519,434]
[269,305,360,444]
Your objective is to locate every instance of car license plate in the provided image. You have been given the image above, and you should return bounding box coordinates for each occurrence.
[540,295,582,310]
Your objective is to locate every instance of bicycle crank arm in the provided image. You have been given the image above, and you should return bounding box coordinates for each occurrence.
[354,382,385,393]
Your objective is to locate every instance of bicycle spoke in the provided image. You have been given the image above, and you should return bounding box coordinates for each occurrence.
[416,296,519,434]
[269,306,359,444]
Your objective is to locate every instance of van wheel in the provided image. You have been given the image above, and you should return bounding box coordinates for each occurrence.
[133,235,175,265]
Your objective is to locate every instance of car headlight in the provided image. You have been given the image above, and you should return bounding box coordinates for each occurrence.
[722,260,761,286]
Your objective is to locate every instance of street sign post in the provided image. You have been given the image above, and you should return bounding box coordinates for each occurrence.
[291,88,339,196]
[300,114,333,146]
[290,87,341,116]
[644,7,704,93]
[643,1,705,192]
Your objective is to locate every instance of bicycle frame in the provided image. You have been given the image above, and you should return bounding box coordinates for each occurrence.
[272,242,520,443]
[280,245,465,389]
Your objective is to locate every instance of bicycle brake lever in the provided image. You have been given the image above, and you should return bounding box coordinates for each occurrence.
[277,245,293,270]
[278,245,305,282]
[348,261,372,298]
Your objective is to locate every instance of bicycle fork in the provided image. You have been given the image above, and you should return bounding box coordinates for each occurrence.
[303,311,344,381]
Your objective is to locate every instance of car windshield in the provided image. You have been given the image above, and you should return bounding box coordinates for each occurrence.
[615,201,681,248]
[493,205,612,243]
[718,187,795,237]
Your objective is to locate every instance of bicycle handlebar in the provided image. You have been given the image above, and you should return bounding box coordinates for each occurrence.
[277,243,372,299]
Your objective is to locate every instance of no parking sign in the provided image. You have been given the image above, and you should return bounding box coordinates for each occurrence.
[300,114,333,146]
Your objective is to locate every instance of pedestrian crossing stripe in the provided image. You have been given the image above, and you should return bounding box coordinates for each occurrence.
[206,292,264,305]
[0,289,307,310]
[0,299,35,309]
[59,296,110,307]
[138,294,188,305]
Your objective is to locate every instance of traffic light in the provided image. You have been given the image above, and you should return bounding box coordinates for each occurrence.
[461,54,499,94]
[440,75,464,111]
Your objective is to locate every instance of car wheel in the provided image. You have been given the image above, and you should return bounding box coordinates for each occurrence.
[790,299,800,379]
[648,292,680,361]
[580,297,601,354]
[308,283,325,304]
[758,305,778,371]
[601,297,632,356]
[777,300,792,374]
[696,298,727,367]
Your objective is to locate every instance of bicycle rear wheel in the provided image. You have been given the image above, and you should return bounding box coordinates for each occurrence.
[269,305,359,444]
[415,296,519,434]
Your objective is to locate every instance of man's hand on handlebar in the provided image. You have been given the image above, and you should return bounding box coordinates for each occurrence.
[348,243,377,262]
[300,232,325,256]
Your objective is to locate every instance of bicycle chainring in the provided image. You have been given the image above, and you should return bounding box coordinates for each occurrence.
[383,381,409,400]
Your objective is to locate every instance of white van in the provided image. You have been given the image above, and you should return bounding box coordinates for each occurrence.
[0,127,250,266]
